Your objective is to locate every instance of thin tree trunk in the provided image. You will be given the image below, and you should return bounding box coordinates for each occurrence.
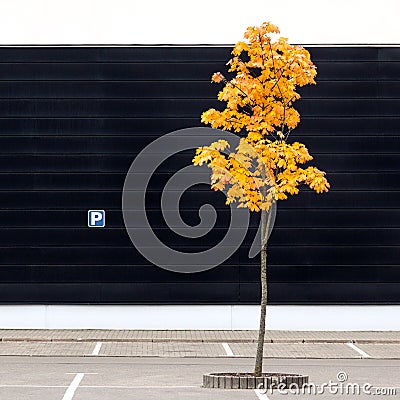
[254,208,268,376]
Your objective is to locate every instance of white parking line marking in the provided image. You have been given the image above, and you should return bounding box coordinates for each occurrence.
[0,385,69,388]
[0,384,198,389]
[66,373,98,375]
[254,388,270,400]
[346,342,371,358]
[62,373,84,400]
[91,342,102,356]
[82,385,198,389]
[222,342,234,356]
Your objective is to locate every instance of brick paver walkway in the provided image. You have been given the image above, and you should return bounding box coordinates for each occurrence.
[0,330,399,358]
[0,330,399,343]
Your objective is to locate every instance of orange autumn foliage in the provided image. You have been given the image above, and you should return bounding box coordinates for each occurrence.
[193,21,330,212]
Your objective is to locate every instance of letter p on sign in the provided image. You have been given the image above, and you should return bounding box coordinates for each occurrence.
[88,210,105,227]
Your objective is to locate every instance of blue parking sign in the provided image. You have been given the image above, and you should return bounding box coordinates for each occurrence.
[88,210,105,227]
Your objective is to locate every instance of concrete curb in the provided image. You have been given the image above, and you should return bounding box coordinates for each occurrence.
[1,337,400,344]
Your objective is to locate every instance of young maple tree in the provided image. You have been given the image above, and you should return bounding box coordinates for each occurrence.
[193,22,330,376]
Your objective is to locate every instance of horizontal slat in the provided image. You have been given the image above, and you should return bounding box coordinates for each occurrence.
[0,81,397,99]
[0,47,232,63]
[310,47,379,62]
[242,265,400,283]
[0,63,220,80]
[0,154,397,172]
[0,209,397,228]
[242,246,400,266]
[0,172,397,190]
[295,136,400,153]
[0,190,398,209]
[0,117,398,135]
[0,135,399,154]
[0,81,220,99]
[0,282,240,303]
[0,263,238,283]
[0,228,397,246]
[379,48,400,61]
[0,246,240,266]
[0,99,398,117]
[0,246,397,265]
[0,47,386,63]
[0,62,397,81]
[240,282,400,304]
[1,281,400,304]
[1,264,399,284]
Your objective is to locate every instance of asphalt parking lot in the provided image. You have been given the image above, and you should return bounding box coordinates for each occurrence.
[0,331,400,399]
[0,357,399,400]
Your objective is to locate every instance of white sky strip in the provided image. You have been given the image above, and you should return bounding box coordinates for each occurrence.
[222,342,234,356]
[91,342,102,356]
[62,373,84,400]
[346,342,372,358]
[0,0,399,45]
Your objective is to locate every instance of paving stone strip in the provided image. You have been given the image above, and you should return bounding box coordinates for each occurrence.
[0,330,399,343]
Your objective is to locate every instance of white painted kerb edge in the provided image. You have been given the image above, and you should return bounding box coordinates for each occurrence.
[0,305,399,330]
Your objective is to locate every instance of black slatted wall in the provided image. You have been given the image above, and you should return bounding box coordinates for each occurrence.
[0,46,399,304]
